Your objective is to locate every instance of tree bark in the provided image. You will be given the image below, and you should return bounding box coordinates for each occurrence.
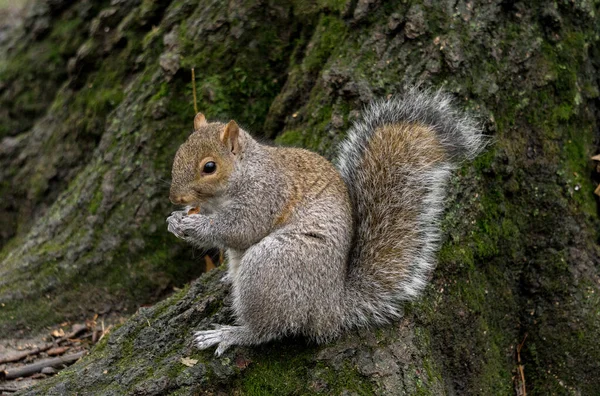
[0,0,598,394]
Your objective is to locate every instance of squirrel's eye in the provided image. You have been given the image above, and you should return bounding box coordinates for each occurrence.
[203,161,216,174]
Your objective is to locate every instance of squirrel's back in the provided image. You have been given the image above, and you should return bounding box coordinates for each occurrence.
[337,87,485,327]
[266,145,351,229]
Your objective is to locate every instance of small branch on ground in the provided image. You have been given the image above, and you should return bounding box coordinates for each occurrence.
[1,351,86,380]
[0,384,20,393]
[0,323,87,364]
[98,324,112,343]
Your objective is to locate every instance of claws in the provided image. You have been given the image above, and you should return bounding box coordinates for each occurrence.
[166,210,193,240]
[166,209,209,242]
[195,329,223,350]
[194,326,235,356]
[220,273,233,284]
[215,343,231,356]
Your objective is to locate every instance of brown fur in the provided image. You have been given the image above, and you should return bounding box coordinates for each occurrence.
[351,122,445,290]
[267,146,350,227]
[194,113,207,130]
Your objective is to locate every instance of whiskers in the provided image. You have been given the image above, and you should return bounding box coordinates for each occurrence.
[156,177,172,189]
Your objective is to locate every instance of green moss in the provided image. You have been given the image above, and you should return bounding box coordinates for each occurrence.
[239,346,312,394]
[0,6,89,137]
[178,4,294,133]
[563,126,596,216]
[427,21,599,391]
[150,82,170,102]
[275,128,307,147]
[236,340,375,395]
[313,362,374,395]
[68,42,139,133]
[417,265,516,394]
[530,31,596,219]
[302,15,347,73]
[291,0,347,16]
[91,332,110,354]
[0,298,62,333]
[423,155,520,393]
[89,188,103,214]
[411,328,445,395]
[238,341,367,395]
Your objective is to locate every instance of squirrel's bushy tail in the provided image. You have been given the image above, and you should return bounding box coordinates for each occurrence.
[336,87,486,328]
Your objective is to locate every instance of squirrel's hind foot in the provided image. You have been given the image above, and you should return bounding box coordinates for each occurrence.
[220,273,233,284]
[195,325,236,356]
[194,324,274,356]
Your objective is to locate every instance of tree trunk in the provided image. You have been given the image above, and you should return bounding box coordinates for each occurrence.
[1,0,598,394]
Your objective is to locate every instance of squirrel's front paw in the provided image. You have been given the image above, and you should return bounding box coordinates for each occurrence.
[166,211,187,239]
[167,211,208,244]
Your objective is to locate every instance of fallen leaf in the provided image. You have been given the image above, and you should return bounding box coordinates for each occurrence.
[205,255,216,272]
[235,356,252,369]
[51,328,65,338]
[47,346,70,356]
[181,357,198,367]
[591,154,600,161]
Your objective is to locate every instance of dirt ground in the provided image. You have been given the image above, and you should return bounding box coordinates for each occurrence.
[0,314,126,394]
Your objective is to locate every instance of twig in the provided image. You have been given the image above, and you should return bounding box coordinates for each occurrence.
[191,68,198,114]
[1,351,86,380]
[516,333,528,396]
[69,332,94,342]
[0,325,87,364]
[98,325,113,343]
[0,345,53,365]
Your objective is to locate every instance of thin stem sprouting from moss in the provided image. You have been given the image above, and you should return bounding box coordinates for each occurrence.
[191,68,198,114]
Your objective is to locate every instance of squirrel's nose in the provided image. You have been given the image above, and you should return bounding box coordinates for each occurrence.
[169,185,188,204]
[169,195,183,204]
[170,194,194,205]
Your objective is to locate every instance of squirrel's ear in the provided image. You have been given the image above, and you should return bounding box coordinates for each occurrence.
[220,120,241,155]
[193,113,207,130]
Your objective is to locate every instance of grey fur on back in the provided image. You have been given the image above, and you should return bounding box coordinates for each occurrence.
[336,87,486,327]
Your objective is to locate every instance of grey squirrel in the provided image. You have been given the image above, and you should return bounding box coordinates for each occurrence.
[167,87,485,355]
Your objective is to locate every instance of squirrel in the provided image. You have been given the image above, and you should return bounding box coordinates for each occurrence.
[167,87,485,356]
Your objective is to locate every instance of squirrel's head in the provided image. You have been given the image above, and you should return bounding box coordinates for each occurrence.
[169,113,244,207]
